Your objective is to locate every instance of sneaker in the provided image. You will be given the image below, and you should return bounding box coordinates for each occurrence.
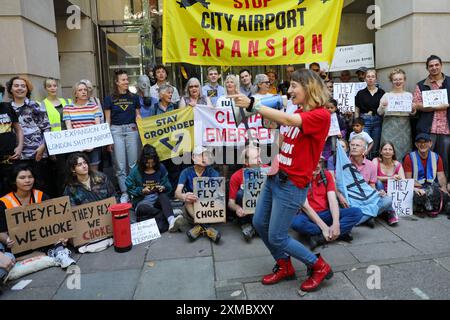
[168,215,185,233]
[48,247,76,269]
[427,211,439,218]
[337,233,353,242]
[387,212,399,225]
[186,225,205,241]
[203,225,221,243]
[120,193,130,204]
[363,217,375,229]
[308,234,326,250]
[241,224,256,242]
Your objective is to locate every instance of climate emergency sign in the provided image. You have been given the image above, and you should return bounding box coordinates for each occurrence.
[194,105,273,146]
[193,177,226,224]
[6,197,75,254]
[70,197,116,247]
[163,0,344,66]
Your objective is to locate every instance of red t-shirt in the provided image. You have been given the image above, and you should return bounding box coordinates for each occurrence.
[279,107,331,188]
[307,170,336,213]
[403,153,444,174]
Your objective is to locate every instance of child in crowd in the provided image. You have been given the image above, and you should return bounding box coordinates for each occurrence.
[322,99,346,161]
[125,145,184,233]
[349,118,374,157]
[175,146,221,243]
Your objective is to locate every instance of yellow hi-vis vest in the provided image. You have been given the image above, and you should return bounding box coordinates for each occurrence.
[42,98,72,131]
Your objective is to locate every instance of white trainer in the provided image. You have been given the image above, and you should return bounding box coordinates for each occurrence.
[48,248,76,269]
[120,193,130,204]
[168,215,185,233]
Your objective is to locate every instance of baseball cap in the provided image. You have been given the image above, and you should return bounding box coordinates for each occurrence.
[415,133,432,142]
[356,67,368,74]
[193,146,208,155]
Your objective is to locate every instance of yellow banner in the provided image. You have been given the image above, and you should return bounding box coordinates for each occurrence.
[163,0,344,66]
[137,108,195,161]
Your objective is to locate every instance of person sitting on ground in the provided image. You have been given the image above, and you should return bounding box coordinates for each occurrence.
[228,144,264,242]
[349,117,374,156]
[291,157,363,250]
[63,153,116,206]
[0,164,75,269]
[175,146,221,243]
[372,141,406,225]
[125,144,185,233]
[403,133,450,217]
[336,136,393,228]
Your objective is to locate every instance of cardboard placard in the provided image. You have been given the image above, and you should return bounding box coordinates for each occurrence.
[5,197,74,254]
[44,123,114,156]
[422,89,449,108]
[70,197,116,247]
[243,168,269,215]
[131,219,161,245]
[193,177,226,224]
[387,179,414,216]
[328,113,341,137]
[387,94,413,113]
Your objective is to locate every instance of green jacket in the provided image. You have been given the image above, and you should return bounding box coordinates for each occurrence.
[125,164,172,207]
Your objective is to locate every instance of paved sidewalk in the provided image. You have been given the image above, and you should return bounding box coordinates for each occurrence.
[1,214,450,300]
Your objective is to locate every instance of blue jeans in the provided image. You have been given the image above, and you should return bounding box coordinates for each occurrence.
[110,124,141,193]
[361,114,382,159]
[357,195,393,225]
[252,174,317,266]
[0,243,15,280]
[291,207,364,236]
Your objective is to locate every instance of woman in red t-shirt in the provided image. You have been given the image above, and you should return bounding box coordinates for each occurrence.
[230,69,333,292]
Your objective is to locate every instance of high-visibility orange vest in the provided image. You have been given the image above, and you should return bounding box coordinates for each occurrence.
[0,190,44,209]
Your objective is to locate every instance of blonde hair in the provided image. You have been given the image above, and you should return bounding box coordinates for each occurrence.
[388,68,406,82]
[72,81,88,102]
[291,69,329,110]
[366,69,377,78]
[224,74,239,95]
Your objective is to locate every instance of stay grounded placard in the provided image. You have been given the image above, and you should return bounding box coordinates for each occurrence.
[193,177,226,224]
[70,197,116,247]
[6,197,75,254]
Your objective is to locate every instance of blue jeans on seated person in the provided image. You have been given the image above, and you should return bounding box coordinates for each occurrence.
[0,243,15,280]
[252,174,317,266]
[291,207,364,236]
[356,195,393,225]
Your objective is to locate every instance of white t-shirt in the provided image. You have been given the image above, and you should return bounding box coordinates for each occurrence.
[349,131,373,146]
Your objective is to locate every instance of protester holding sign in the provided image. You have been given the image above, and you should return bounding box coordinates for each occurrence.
[175,146,221,243]
[372,142,406,225]
[41,78,72,197]
[63,153,116,206]
[228,145,263,242]
[413,55,450,180]
[104,69,142,204]
[355,70,385,159]
[230,69,333,292]
[403,133,450,217]
[6,76,51,194]
[63,81,103,171]
[0,164,75,268]
[378,69,415,162]
[291,158,363,250]
[179,77,212,109]
[125,145,185,233]
[0,101,23,196]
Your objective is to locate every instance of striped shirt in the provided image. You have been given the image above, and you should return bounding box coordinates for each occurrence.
[63,102,102,129]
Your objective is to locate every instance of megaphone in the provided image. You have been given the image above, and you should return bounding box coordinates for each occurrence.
[231,94,288,128]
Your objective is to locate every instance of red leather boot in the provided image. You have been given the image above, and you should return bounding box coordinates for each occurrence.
[300,254,333,292]
[262,257,296,285]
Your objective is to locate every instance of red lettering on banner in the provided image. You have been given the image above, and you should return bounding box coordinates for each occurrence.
[266,39,275,57]
[294,36,305,55]
[202,38,211,56]
[216,39,225,57]
[206,128,216,142]
[282,37,287,56]
[233,0,272,9]
[216,111,225,124]
[312,34,323,54]
[248,40,259,57]
[238,128,246,141]
[231,40,242,57]
[189,38,197,56]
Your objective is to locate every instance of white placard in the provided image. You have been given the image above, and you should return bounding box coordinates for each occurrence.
[328,113,341,136]
[330,43,375,72]
[422,89,449,108]
[387,179,414,216]
[131,219,161,245]
[333,82,367,113]
[387,94,413,113]
[44,123,114,156]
